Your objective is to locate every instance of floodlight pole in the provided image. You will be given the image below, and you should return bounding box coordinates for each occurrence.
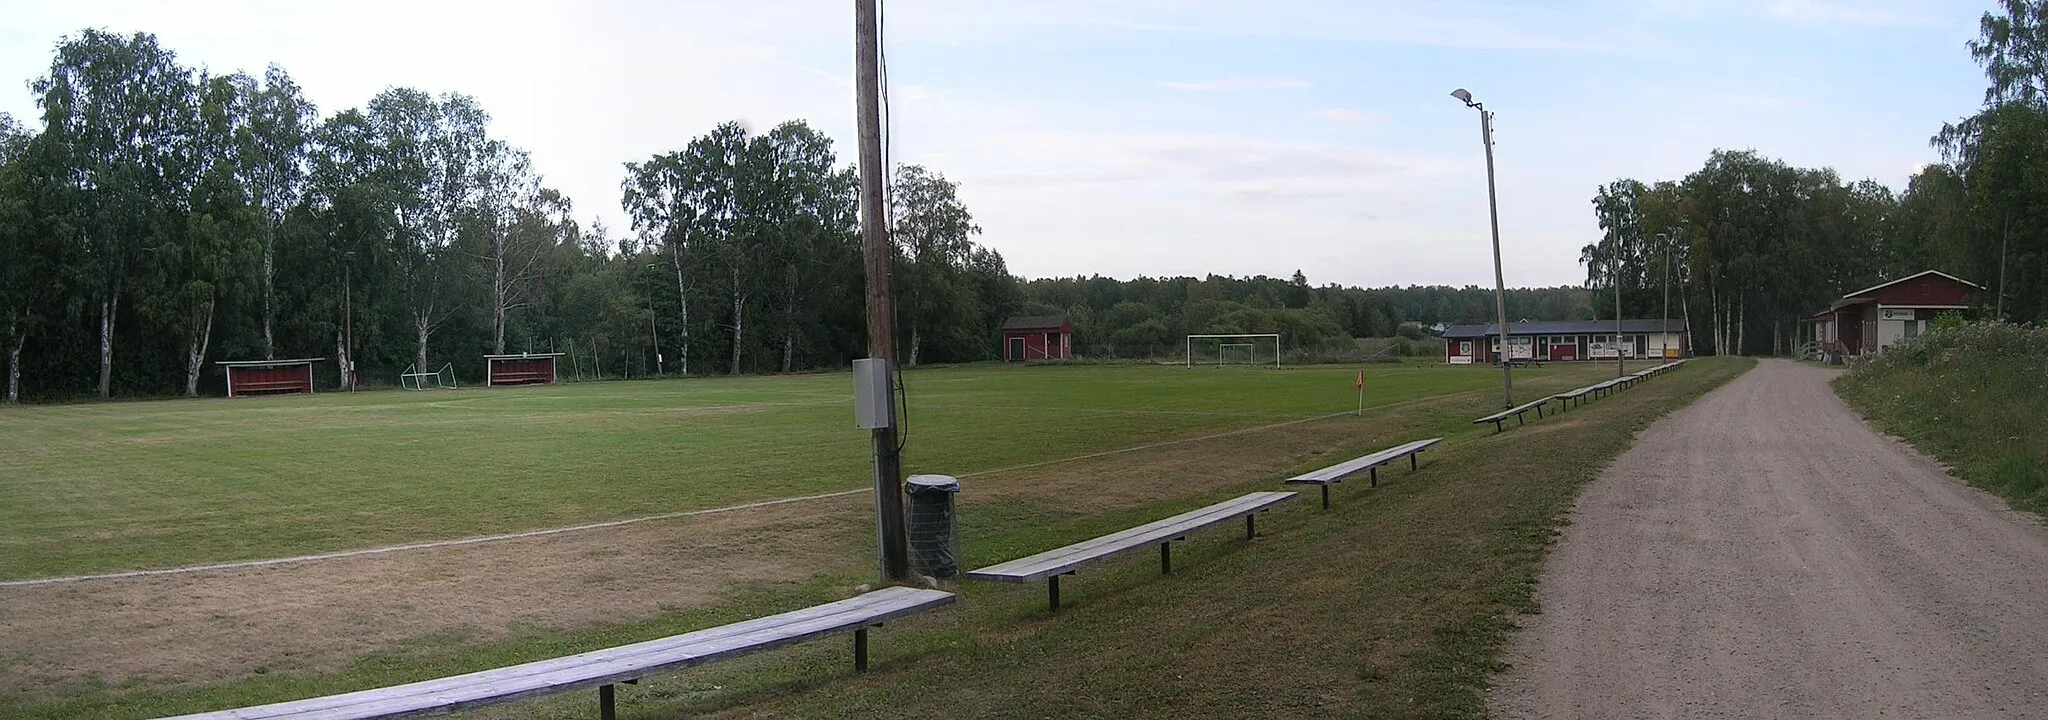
[857,0,911,584]
[1659,232,1671,359]
[1615,234,1625,378]
[1455,89,1513,409]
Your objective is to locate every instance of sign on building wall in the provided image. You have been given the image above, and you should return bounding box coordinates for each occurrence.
[1880,308,1914,321]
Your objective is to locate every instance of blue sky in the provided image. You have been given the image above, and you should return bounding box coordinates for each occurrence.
[0,0,1990,287]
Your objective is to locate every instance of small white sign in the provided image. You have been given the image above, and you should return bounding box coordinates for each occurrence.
[1880,308,1914,321]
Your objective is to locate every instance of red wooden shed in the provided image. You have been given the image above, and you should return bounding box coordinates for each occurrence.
[217,358,323,398]
[1813,270,1980,357]
[485,353,564,387]
[1001,315,1073,362]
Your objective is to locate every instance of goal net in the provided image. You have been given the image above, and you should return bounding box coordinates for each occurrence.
[400,362,458,390]
[1186,334,1281,368]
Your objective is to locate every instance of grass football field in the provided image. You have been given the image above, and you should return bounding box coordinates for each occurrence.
[1,360,1551,581]
[0,358,1752,719]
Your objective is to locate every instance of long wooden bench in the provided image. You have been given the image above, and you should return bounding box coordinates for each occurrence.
[1283,438,1443,508]
[163,586,954,720]
[964,491,1296,611]
[1550,385,1598,410]
[1589,377,1626,399]
[1473,397,1550,433]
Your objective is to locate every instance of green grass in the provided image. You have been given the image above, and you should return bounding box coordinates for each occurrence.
[1835,324,2048,517]
[0,357,1746,719]
[1,361,1561,581]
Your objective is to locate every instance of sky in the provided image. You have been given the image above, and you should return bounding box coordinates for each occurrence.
[0,0,1992,288]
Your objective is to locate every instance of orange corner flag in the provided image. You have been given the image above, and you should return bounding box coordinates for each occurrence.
[1356,368,1365,389]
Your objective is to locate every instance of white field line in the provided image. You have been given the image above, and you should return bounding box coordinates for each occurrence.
[3,393,1465,588]
[0,490,867,588]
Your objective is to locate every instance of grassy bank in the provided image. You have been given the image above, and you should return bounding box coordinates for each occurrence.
[1835,324,2048,517]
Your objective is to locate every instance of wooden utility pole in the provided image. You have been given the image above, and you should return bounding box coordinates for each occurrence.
[856,0,911,583]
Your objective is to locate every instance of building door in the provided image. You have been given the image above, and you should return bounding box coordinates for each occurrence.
[1008,337,1025,361]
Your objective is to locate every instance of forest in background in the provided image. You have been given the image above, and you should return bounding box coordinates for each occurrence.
[0,30,1591,402]
[1583,0,2048,356]
[6,4,2048,401]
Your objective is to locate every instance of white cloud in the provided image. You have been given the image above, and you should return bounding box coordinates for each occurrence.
[1159,76,1313,92]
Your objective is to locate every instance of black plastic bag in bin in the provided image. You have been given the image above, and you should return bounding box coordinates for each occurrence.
[905,474,960,579]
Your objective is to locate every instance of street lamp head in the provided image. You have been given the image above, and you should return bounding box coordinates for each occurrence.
[1450,88,1473,104]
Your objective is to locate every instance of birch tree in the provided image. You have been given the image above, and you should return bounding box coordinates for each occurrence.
[362,89,499,374]
[240,65,313,360]
[891,164,980,366]
[0,114,49,403]
[32,30,197,398]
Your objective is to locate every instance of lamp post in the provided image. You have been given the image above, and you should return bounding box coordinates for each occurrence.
[1451,88,1513,409]
[646,263,662,377]
[1613,231,1625,378]
[1657,232,1671,360]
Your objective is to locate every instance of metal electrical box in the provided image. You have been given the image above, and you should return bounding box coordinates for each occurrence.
[853,358,893,429]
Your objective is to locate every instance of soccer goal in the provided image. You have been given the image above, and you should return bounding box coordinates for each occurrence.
[400,362,458,390]
[1185,334,1281,368]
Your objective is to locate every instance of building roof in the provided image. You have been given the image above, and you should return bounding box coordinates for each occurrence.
[1839,269,1982,300]
[1002,315,1070,331]
[216,357,325,368]
[1441,319,1689,339]
[484,353,566,360]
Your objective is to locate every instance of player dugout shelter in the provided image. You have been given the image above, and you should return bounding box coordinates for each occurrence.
[217,358,323,398]
[485,353,565,387]
[1001,315,1073,361]
[1812,270,1979,359]
[1440,320,1689,364]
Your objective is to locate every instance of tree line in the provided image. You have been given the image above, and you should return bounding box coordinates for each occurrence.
[1583,0,2048,356]
[0,30,1009,402]
[0,30,1612,402]
[1017,273,1594,359]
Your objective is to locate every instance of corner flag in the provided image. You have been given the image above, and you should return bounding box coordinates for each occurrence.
[1355,368,1365,415]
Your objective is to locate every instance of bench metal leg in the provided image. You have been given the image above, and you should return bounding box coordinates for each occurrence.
[1319,484,1330,509]
[1245,513,1255,540]
[1161,541,1172,575]
[1369,466,1378,487]
[600,684,616,720]
[854,627,869,672]
[1410,453,1419,471]
[1048,575,1060,612]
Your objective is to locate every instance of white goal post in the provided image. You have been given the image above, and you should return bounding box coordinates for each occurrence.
[1185,334,1281,368]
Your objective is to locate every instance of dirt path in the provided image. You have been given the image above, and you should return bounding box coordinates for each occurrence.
[1491,359,2048,719]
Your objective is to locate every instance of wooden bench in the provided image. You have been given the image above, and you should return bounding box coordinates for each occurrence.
[490,370,554,386]
[964,491,1296,611]
[235,379,307,395]
[1473,397,1550,433]
[1588,377,1626,399]
[1550,386,1596,410]
[163,586,954,720]
[1283,438,1443,508]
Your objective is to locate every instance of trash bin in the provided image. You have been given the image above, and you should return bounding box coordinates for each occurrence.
[905,474,960,579]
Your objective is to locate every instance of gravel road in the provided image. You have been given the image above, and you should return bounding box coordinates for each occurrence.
[1489,359,2048,719]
